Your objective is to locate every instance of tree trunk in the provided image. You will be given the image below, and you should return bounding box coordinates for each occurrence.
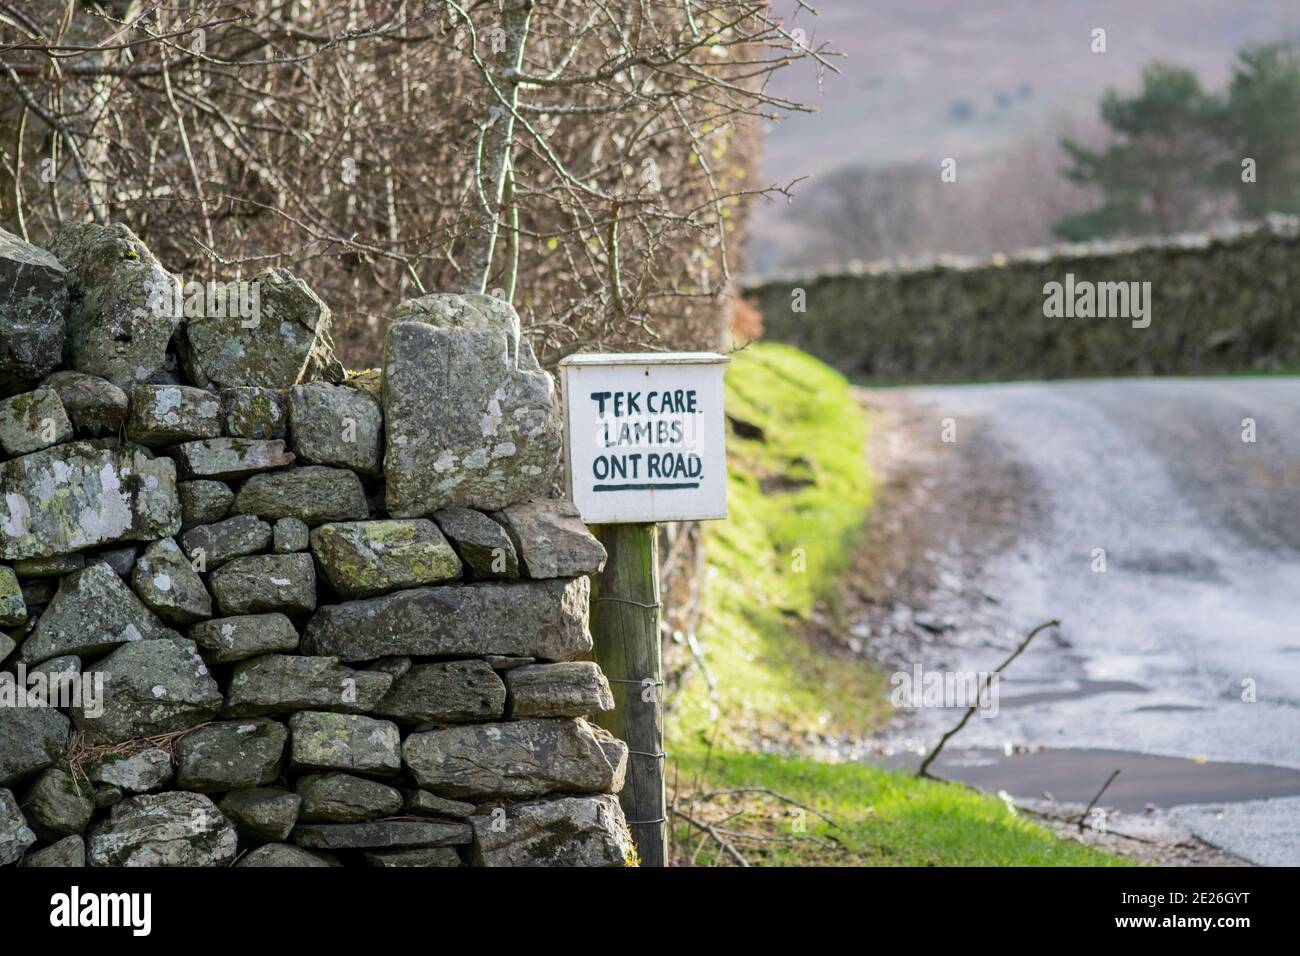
[461,0,532,296]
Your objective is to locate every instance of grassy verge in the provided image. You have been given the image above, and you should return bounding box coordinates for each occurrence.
[667,343,886,751]
[664,342,1125,866]
[671,751,1126,866]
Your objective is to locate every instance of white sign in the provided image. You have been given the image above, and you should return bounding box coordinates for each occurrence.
[559,353,730,524]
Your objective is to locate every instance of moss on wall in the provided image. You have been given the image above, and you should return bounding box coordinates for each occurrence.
[743,217,1300,384]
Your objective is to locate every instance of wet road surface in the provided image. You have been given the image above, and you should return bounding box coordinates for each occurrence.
[870,377,1300,864]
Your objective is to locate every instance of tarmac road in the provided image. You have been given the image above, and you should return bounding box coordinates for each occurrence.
[879,377,1300,864]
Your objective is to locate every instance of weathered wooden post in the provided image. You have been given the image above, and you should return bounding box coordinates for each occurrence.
[588,522,664,865]
[559,353,730,868]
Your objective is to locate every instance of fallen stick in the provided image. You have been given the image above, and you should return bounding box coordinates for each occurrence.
[697,787,843,829]
[917,618,1060,778]
[1077,768,1122,831]
[1016,803,1165,847]
[713,828,838,850]
[672,807,751,866]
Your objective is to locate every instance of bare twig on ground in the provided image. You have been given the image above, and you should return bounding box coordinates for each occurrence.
[1015,803,1165,847]
[1077,768,1122,831]
[669,777,843,865]
[697,787,843,829]
[917,618,1060,778]
[672,807,751,867]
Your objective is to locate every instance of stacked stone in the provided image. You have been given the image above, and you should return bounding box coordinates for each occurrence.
[0,223,634,868]
[744,214,1300,384]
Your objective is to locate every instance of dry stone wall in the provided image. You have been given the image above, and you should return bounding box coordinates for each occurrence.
[743,217,1300,384]
[0,222,634,868]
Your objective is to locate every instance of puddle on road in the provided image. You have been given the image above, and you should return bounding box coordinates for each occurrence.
[996,679,1148,709]
[1132,704,1208,713]
[880,747,1300,812]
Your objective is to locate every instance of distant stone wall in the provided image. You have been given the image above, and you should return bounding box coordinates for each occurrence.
[0,223,634,868]
[742,217,1300,384]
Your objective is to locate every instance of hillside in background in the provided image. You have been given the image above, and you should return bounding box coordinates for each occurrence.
[751,0,1300,273]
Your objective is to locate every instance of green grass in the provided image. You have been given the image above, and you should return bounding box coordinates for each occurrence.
[665,342,1127,866]
[671,750,1128,866]
[667,342,885,751]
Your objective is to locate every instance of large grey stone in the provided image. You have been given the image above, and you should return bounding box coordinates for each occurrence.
[47,222,180,388]
[0,227,66,395]
[505,662,615,718]
[404,790,475,819]
[219,787,300,843]
[273,517,309,553]
[289,382,382,474]
[93,786,124,810]
[235,842,339,867]
[20,834,84,867]
[365,656,411,681]
[288,712,401,777]
[493,499,607,578]
[382,294,561,515]
[0,705,70,786]
[365,847,461,867]
[95,545,138,577]
[178,480,234,528]
[130,537,212,624]
[232,466,369,525]
[224,655,391,716]
[26,655,77,685]
[432,507,519,579]
[0,564,25,628]
[189,613,299,664]
[89,748,173,793]
[172,437,295,480]
[126,385,222,445]
[31,658,88,686]
[296,773,402,823]
[87,791,237,866]
[310,519,461,599]
[402,718,628,800]
[208,553,316,616]
[221,387,287,439]
[173,718,288,792]
[0,442,180,561]
[21,766,94,838]
[180,514,271,570]
[224,793,302,851]
[0,388,73,455]
[470,794,633,867]
[13,552,84,577]
[0,787,37,864]
[178,268,342,389]
[292,819,470,851]
[21,660,84,711]
[302,577,591,662]
[40,371,127,437]
[69,637,223,744]
[19,562,169,665]
[373,660,505,724]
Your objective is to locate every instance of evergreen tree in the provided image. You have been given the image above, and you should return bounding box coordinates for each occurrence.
[1215,43,1300,217]
[1054,64,1222,241]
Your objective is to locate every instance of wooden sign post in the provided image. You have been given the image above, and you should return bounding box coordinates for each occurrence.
[559,353,730,868]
